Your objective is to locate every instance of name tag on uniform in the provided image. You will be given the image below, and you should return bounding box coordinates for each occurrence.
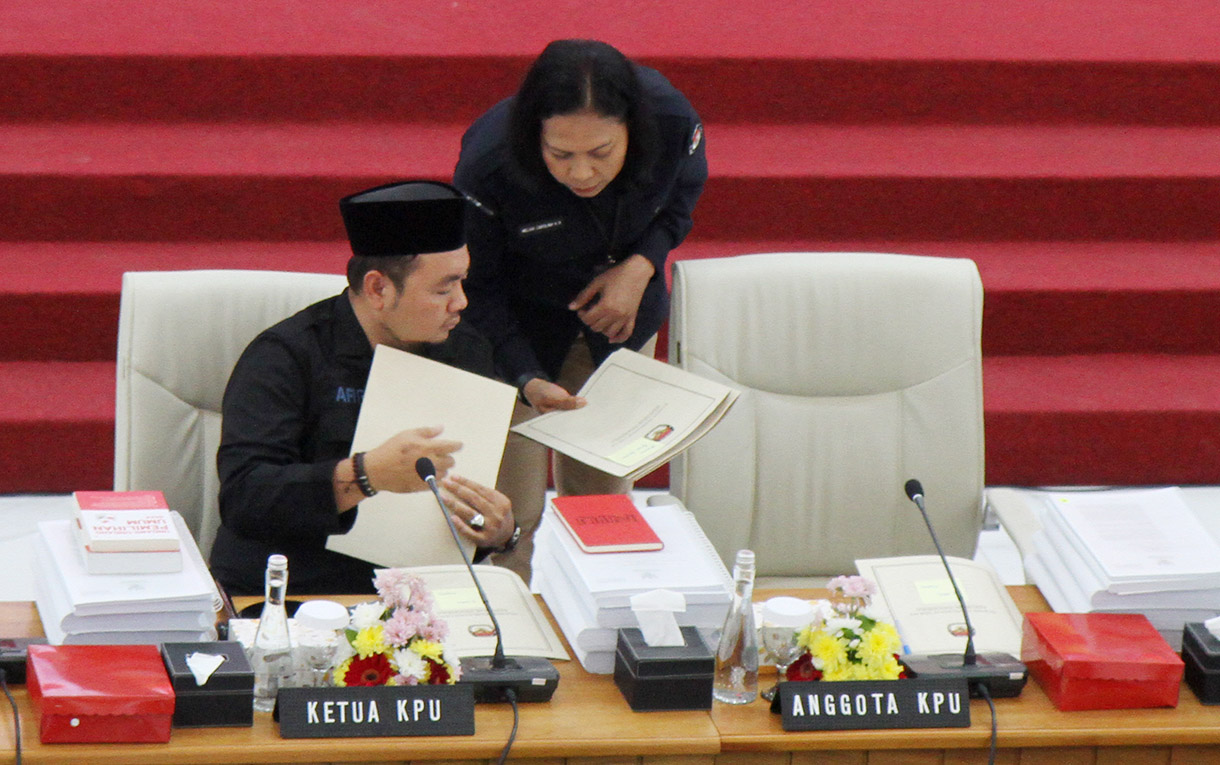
[518,218,564,235]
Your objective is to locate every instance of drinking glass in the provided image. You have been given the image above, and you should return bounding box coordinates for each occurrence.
[759,596,815,701]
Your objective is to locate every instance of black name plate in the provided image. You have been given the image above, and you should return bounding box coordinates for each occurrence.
[277,685,474,738]
[779,678,970,731]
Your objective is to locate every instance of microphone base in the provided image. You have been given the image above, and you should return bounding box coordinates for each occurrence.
[460,655,560,703]
[902,652,1029,698]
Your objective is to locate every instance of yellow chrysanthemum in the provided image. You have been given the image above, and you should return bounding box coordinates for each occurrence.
[410,638,445,662]
[859,623,902,664]
[352,624,389,658]
[333,658,351,687]
[809,631,848,673]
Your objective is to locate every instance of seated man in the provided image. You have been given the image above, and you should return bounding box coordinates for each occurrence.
[211,180,518,595]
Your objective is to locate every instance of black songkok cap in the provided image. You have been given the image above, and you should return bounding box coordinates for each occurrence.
[339,180,466,257]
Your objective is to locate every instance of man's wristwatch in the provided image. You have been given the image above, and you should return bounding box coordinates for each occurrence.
[495,525,522,554]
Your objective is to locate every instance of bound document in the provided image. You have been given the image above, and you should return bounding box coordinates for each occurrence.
[510,349,738,480]
[551,494,664,553]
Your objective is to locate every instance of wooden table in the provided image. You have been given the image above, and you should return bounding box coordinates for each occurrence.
[6,588,1220,765]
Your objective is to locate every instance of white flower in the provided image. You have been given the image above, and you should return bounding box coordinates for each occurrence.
[393,647,428,681]
[349,601,385,631]
[824,615,861,635]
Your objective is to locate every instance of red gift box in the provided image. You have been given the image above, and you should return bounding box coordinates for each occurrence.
[1021,612,1184,711]
[26,644,175,743]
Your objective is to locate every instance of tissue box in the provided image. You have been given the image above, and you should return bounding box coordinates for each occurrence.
[613,626,714,711]
[26,644,175,743]
[1181,622,1220,704]
[162,641,254,727]
[1021,612,1183,711]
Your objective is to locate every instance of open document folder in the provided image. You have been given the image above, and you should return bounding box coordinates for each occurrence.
[326,344,517,567]
[510,348,739,481]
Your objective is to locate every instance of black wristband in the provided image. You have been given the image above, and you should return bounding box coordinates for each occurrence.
[351,452,378,498]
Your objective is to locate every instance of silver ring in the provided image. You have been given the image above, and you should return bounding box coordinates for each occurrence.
[469,513,485,530]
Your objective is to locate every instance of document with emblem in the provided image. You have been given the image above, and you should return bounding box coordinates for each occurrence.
[510,348,739,480]
[855,556,1024,656]
[325,344,517,567]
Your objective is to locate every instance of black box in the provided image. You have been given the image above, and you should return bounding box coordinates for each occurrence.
[162,641,255,727]
[1182,623,1220,704]
[613,627,714,711]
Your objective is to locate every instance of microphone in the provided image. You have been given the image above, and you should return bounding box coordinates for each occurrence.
[415,458,558,703]
[900,479,1028,698]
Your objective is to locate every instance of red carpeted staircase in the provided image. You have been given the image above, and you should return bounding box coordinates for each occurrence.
[3,0,1220,492]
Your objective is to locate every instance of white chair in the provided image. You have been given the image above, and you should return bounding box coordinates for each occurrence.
[113,269,347,558]
[668,252,986,583]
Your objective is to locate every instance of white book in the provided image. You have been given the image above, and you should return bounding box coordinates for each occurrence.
[533,554,617,654]
[72,520,183,574]
[1026,533,1214,648]
[855,555,1024,656]
[33,540,214,636]
[536,533,728,632]
[539,501,732,609]
[36,514,218,617]
[1043,487,1220,592]
[1032,524,1220,611]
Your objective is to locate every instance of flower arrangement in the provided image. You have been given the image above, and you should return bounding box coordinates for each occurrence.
[331,569,461,687]
[785,575,907,682]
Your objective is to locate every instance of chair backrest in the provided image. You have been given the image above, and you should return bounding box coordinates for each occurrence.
[669,252,985,580]
[114,269,347,558]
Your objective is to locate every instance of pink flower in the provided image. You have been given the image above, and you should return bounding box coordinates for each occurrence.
[828,575,877,600]
[383,608,429,646]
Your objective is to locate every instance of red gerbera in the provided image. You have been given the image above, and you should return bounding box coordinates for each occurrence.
[786,652,824,682]
[342,653,395,687]
[426,658,451,685]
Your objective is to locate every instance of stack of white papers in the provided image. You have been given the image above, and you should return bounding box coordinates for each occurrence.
[533,499,731,673]
[34,513,220,645]
[1026,487,1220,648]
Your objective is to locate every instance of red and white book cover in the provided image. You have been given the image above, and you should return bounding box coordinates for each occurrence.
[72,491,180,553]
[550,494,664,554]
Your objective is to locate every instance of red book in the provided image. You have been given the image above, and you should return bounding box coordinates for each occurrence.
[72,490,179,553]
[550,494,664,554]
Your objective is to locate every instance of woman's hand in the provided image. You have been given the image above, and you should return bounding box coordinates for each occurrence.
[568,254,655,343]
[522,378,586,414]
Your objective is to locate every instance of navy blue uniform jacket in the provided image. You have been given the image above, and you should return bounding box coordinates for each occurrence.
[454,65,707,388]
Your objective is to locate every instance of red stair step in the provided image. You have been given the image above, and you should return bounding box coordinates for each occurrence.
[5,240,1220,363]
[4,2,1220,124]
[7,123,1220,242]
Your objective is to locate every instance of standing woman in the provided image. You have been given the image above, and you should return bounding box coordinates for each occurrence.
[454,39,707,581]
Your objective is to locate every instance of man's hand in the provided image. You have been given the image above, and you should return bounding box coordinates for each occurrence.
[441,473,515,548]
[568,254,655,343]
[522,378,586,414]
[362,425,462,494]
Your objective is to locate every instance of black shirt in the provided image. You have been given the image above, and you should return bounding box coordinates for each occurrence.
[211,291,494,595]
[453,64,707,386]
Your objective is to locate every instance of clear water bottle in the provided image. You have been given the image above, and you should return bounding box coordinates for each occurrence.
[251,554,295,713]
[713,549,759,704]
